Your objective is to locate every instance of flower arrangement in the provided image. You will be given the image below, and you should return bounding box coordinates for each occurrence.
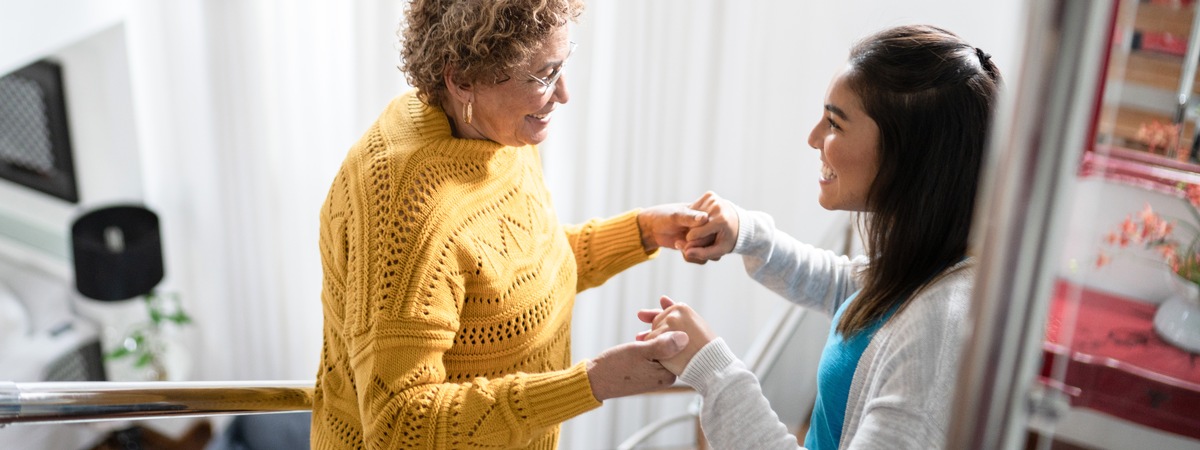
[1097,183,1200,287]
[1136,120,1179,156]
[1135,120,1195,163]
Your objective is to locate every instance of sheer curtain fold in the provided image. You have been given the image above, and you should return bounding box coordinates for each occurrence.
[128,0,408,382]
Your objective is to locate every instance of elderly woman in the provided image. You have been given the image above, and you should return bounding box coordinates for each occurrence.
[310,0,703,449]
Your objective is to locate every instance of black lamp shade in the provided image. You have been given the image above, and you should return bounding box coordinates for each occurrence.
[71,205,164,301]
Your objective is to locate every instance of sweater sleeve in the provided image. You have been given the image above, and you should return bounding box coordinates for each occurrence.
[734,208,865,316]
[563,209,658,292]
[327,155,600,449]
[679,339,806,450]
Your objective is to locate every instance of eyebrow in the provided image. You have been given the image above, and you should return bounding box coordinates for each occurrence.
[532,43,575,74]
[533,59,564,74]
[824,104,849,121]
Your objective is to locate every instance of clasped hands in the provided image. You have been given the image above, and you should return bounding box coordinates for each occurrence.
[588,192,736,401]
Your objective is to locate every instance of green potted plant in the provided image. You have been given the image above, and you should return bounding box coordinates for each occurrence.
[105,291,192,381]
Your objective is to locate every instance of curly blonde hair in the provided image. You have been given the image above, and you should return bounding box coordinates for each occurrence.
[400,0,584,106]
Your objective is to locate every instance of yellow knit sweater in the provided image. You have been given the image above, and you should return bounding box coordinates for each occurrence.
[312,90,655,449]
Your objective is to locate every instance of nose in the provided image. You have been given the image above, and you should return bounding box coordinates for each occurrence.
[551,74,570,104]
[807,116,823,150]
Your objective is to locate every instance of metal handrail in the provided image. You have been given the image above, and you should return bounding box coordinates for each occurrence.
[0,380,314,427]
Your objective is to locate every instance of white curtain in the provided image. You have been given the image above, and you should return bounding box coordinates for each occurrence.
[126,0,409,382]
[123,0,1022,447]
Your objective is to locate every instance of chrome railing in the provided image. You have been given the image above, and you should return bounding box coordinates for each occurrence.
[0,380,313,426]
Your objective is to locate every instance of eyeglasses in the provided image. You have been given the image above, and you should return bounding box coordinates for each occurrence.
[526,41,577,95]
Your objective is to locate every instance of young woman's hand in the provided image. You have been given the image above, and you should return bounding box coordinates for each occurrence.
[636,296,718,375]
[680,191,740,263]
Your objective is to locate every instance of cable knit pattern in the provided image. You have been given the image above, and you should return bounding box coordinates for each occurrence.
[312,90,655,449]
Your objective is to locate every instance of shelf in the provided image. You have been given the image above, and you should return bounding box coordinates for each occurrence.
[1134,1,1195,38]
[1123,51,1200,93]
[1098,103,1195,152]
[1041,279,1200,440]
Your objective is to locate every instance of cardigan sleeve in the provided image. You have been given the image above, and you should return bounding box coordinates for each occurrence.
[734,208,865,316]
[562,209,658,292]
[679,339,806,450]
[323,153,600,449]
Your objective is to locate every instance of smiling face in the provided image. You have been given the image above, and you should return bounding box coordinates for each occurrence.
[458,26,573,147]
[808,66,881,212]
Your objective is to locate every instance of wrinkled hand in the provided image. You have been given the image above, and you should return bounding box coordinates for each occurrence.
[680,191,740,264]
[636,296,718,375]
[637,203,709,255]
[587,331,689,401]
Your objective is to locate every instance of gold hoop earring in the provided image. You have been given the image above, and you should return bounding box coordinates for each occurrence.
[464,101,473,124]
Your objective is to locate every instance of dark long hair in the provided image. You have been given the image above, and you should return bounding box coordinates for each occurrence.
[836,25,1001,336]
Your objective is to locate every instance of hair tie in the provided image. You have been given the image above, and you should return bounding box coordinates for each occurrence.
[975,47,992,65]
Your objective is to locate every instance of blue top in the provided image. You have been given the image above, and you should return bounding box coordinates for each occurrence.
[803,291,899,450]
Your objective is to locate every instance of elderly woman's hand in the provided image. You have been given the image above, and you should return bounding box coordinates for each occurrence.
[680,191,740,263]
[586,331,689,401]
[635,296,718,375]
[636,204,709,257]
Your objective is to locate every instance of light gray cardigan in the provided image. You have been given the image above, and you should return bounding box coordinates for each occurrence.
[678,209,974,450]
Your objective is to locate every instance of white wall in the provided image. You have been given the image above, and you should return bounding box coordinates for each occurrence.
[0,1,143,264]
[1060,176,1196,301]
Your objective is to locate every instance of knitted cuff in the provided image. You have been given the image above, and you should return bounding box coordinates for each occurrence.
[593,208,657,258]
[575,209,658,287]
[733,209,775,256]
[522,362,602,429]
[732,205,753,254]
[678,338,739,395]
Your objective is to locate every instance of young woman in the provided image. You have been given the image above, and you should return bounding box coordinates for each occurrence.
[638,24,1002,449]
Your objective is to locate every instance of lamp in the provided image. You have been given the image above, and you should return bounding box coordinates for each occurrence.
[70,205,163,301]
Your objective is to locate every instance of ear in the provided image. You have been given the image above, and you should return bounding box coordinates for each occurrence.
[443,66,474,105]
